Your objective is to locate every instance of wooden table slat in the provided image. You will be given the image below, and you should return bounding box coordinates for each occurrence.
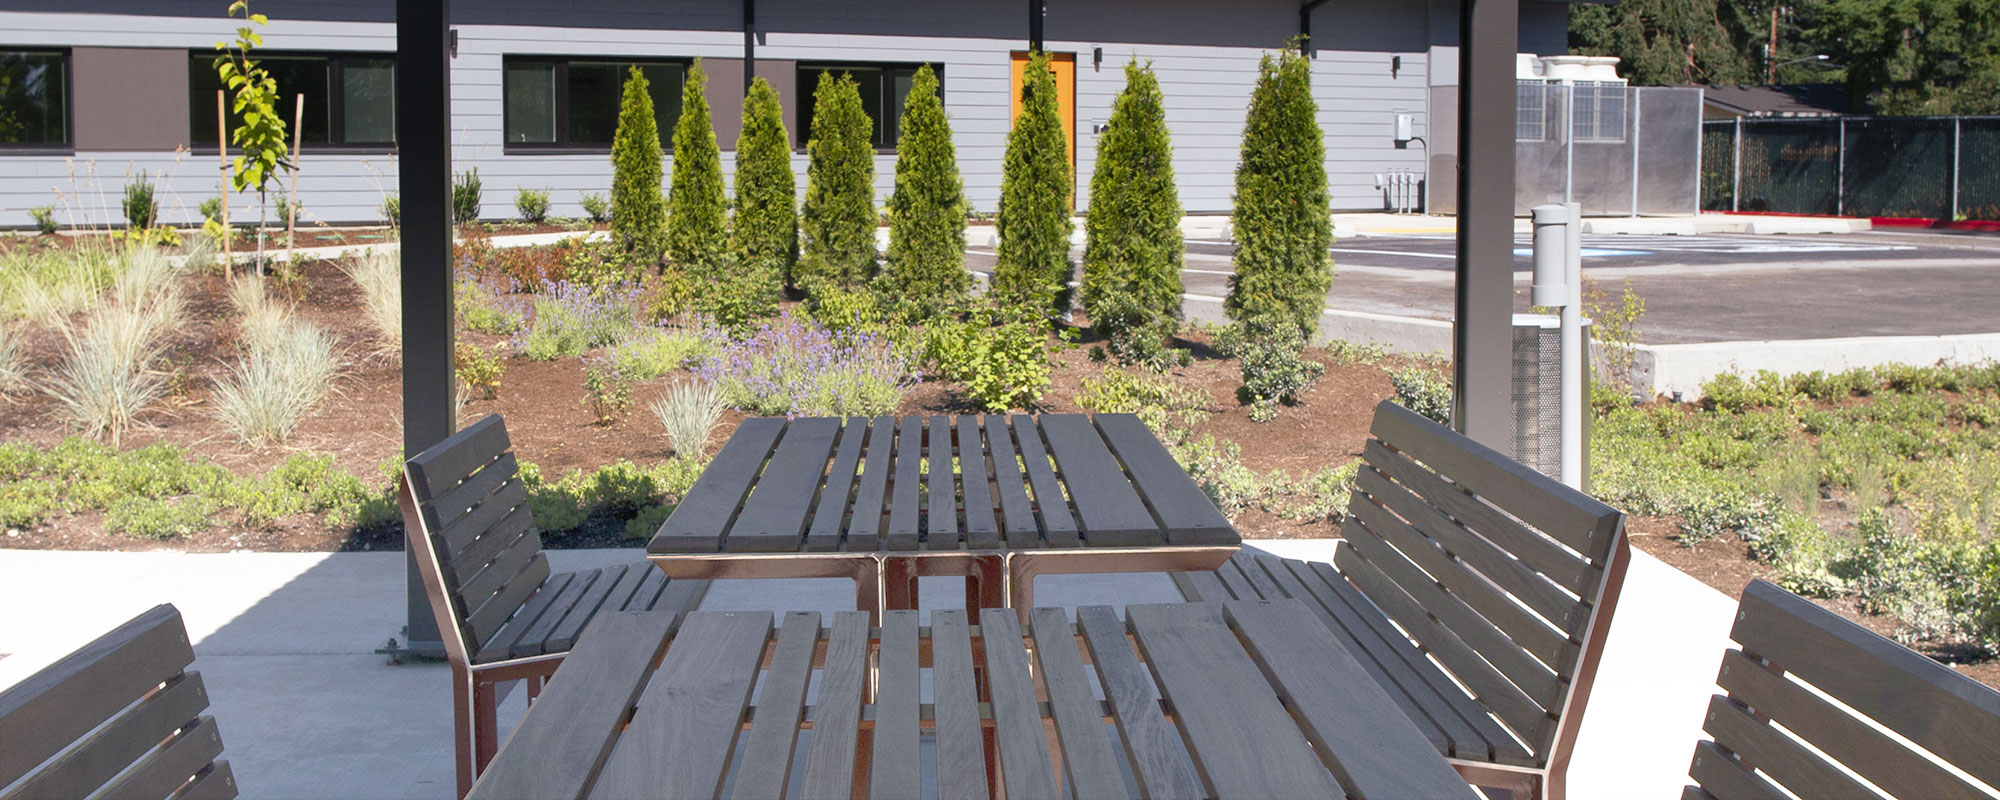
[728,611,820,800]
[1075,606,1203,800]
[982,416,1040,549]
[799,611,870,798]
[1094,414,1234,545]
[926,416,962,548]
[466,611,678,800]
[885,417,924,550]
[729,417,841,553]
[1038,415,1162,547]
[929,609,989,800]
[1125,602,1345,798]
[651,418,786,553]
[958,416,1001,549]
[806,419,869,551]
[867,610,922,799]
[1029,608,1132,800]
[843,417,895,551]
[1226,599,1477,799]
[980,609,1061,800]
[1011,414,1080,546]
[589,611,773,800]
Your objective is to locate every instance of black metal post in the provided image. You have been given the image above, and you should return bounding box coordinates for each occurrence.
[1028,0,1044,51]
[1452,0,1515,450]
[743,0,755,94]
[397,0,455,655]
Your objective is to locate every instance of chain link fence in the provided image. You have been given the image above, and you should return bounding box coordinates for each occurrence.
[1513,84,1703,216]
[1703,116,2000,219]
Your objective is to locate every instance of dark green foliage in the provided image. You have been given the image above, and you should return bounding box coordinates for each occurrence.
[1082,60,1184,367]
[1805,0,2000,115]
[515,188,550,223]
[1226,48,1332,336]
[122,172,158,229]
[695,252,782,334]
[611,65,667,263]
[883,64,968,319]
[29,205,56,235]
[1216,317,1324,423]
[728,76,795,308]
[925,308,1063,412]
[993,51,1074,319]
[799,71,878,293]
[452,168,482,224]
[579,193,610,223]
[1568,0,1758,85]
[665,60,727,270]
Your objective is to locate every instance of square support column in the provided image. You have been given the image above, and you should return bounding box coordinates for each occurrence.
[1452,0,1517,450]
[398,0,454,652]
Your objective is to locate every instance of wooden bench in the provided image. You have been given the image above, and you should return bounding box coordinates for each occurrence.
[1685,579,2000,800]
[0,604,236,800]
[1173,400,1631,800]
[400,413,712,798]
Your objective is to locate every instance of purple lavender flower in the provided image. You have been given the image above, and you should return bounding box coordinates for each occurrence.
[697,311,916,417]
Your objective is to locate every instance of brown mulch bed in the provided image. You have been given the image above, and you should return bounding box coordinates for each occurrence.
[1,263,1388,554]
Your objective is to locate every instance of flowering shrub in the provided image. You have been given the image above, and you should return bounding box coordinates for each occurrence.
[517,281,639,360]
[456,275,529,336]
[612,323,723,380]
[697,311,914,417]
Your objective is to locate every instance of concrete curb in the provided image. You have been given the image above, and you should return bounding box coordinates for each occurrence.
[1635,332,2000,401]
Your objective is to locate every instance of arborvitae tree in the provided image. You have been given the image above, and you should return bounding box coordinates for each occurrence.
[882,64,967,319]
[798,71,877,292]
[993,50,1074,318]
[664,59,727,270]
[1225,47,1332,336]
[1081,59,1184,360]
[727,76,794,307]
[610,65,667,263]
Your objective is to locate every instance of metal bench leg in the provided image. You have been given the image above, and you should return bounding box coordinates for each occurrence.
[473,679,500,779]
[451,669,476,798]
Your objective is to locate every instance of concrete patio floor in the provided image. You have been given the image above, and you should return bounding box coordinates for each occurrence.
[0,542,1735,799]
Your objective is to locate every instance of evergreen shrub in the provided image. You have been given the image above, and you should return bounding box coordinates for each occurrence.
[799,71,878,293]
[611,65,667,263]
[664,60,727,271]
[883,64,968,319]
[993,51,1074,318]
[729,76,797,300]
[1225,47,1333,335]
[1081,60,1184,366]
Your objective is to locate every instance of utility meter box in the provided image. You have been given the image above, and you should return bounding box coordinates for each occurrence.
[1393,113,1413,143]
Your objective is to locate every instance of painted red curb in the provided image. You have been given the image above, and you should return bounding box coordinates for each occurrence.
[1869,216,2000,232]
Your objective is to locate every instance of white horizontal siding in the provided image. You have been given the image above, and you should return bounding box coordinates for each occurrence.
[1,1,1567,225]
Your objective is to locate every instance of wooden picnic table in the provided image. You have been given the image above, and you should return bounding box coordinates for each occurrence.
[468,599,1476,800]
[647,414,1240,620]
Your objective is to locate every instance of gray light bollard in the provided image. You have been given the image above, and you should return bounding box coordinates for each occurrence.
[1530,204,1585,490]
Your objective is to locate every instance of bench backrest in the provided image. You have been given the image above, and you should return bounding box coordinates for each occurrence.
[1338,400,1627,767]
[0,604,235,800]
[1686,579,2000,800]
[402,414,548,666]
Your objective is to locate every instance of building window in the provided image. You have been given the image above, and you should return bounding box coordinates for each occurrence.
[0,49,69,148]
[1570,82,1627,142]
[797,64,936,150]
[190,52,395,148]
[503,58,685,150]
[1515,82,1545,142]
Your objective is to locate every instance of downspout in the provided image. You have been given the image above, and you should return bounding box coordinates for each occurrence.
[1029,0,1044,51]
[1300,0,1332,55]
[744,0,755,93]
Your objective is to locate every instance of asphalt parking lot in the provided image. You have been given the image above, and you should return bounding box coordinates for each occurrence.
[967,228,2000,345]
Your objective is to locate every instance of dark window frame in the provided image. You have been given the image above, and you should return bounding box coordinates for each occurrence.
[188,49,398,153]
[796,62,941,154]
[0,47,74,153]
[500,55,691,154]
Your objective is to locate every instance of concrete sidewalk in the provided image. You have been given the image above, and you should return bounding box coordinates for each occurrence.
[0,543,1734,799]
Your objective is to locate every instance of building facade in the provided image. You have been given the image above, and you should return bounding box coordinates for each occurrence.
[0,0,1572,228]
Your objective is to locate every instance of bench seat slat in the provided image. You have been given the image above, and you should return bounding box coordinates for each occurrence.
[1077,605,1203,800]
[465,553,552,651]
[926,416,962,549]
[1686,740,1785,800]
[731,417,840,553]
[981,610,1060,800]
[407,414,511,501]
[453,531,542,617]
[97,714,225,800]
[1288,559,1526,764]
[651,418,786,553]
[590,611,772,800]
[958,416,1001,549]
[1096,414,1234,545]
[1169,569,1232,604]
[1013,414,1081,546]
[1029,608,1131,800]
[986,415,1041,547]
[799,611,870,797]
[174,761,239,800]
[544,563,646,654]
[729,612,821,800]
[1040,414,1161,547]
[806,418,868,551]
[885,417,923,551]
[436,472,529,562]
[1701,694,1875,798]
[444,498,536,585]
[1226,599,1477,800]
[9,670,210,799]
[844,417,895,551]
[475,572,574,663]
[507,568,600,658]
[467,611,680,800]
[929,610,989,800]
[868,610,922,799]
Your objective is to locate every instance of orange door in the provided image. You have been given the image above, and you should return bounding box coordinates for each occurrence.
[1010,52,1077,189]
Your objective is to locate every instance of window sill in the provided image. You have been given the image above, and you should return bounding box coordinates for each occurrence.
[0,146,76,156]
